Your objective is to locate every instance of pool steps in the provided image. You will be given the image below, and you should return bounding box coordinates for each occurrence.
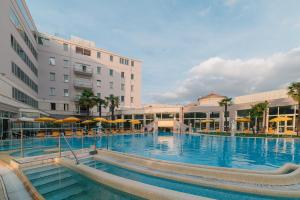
[60,157,210,200]
[86,149,300,198]
[12,148,300,199]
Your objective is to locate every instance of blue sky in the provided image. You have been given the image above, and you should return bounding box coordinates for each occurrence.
[27,0,300,104]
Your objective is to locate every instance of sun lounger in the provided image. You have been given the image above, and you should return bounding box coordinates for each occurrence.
[51,131,60,137]
[76,130,84,137]
[88,130,95,136]
[36,131,45,138]
[65,130,73,137]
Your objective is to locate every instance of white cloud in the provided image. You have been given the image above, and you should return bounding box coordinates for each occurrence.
[151,47,300,104]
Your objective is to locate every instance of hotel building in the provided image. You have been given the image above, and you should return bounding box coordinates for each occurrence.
[0,0,142,135]
[116,89,298,133]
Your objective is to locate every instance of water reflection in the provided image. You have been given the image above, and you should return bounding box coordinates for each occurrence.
[105,133,300,170]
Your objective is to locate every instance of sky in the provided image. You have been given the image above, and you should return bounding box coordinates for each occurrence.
[26,0,300,104]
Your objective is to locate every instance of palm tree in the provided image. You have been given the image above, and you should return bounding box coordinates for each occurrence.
[219,97,232,132]
[287,82,300,136]
[97,98,108,117]
[249,101,268,134]
[78,89,98,118]
[105,95,120,120]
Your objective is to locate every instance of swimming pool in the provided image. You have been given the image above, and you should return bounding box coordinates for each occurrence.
[7,132,300,170]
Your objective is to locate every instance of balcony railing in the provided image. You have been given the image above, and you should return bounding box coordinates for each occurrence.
[73,79,92,89]
[73,66,93,76]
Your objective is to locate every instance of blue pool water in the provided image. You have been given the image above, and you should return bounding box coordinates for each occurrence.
[6,132,300,170]
[81,158,297,200]
[24,164,142,200]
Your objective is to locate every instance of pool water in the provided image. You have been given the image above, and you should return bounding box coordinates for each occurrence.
[81,158,297,200]
[24,164,142,200]
[7,132,300,170]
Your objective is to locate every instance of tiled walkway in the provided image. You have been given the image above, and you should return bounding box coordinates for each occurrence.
[0,161,32,200]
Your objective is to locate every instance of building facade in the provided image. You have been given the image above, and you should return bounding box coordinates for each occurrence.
[0,0,142,135]
[37,33,142,118]
[116,89,298,133]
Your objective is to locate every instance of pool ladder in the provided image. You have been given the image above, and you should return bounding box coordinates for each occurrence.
[60,132,80,165]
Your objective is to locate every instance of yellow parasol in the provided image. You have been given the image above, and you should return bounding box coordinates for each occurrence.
[93,117,107,123]
[34,117,56,122]
[63,117,80,123]
[130,119,141,125]
[81,120,95,125]
[54,119,64,124]
[237,118,250,122]
[201,119,214,123]
[114,119,126,123]
[269,116,292,123]
[106,120,115,123]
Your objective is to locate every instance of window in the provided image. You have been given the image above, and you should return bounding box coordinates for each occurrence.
[130,97,134,103]
[109,82,113,89]
[63,59,69,67]
[84,49,91,56]
[131,85,134,92]
[63,43,68,51]
[49,72,55,81]
[50,103,56,111]
[49,57,56,65]
[131,60,134,66]
[11,62,38,93]
[75,46,91,56]
[97,66,101,74]
[121,96,124,102]
[64,89,69,97]
[121,72,125,78]
[9,8,38,59]
[120,58,129,65]
[64,103,69,111]
[109,69,113,76]
[76,47,83,54]
[110,55,113,62]
[12,87,38,108]
[97,52,101,59]
[121,84,125,91]
[11,35,38,76]
[131,74,134,80]
[64,74,69,82]
[96,80,101,87]
[49,87,55,96]
[97,93,101,98]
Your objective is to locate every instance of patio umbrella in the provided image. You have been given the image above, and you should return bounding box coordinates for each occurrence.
[34,117,56,136]
[236,118,250,122]
[269,116,292,123]
[201,119,213,123]
[63,117,80,123]
[34,117,56,122]
[93,117,107,122]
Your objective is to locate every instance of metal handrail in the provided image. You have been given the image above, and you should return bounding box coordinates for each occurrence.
[60,132,79,165]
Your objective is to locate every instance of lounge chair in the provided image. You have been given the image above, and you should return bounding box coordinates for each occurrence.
[51,131,60,137]
[285,130,296,136]
[88,130,95,136]
[65,130,73,137]
[36,131,45,138]
[76,130,84,137]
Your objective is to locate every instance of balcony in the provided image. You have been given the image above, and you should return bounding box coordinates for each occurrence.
[73,79,93,89]
[73,65,93,76]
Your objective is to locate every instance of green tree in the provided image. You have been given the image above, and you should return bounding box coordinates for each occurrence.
[78,89,98,117]
[97,98,108,117]
[105,95,120,120]
[219,97,232,132]
[287,82,300,136]
[249,101,268,134]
